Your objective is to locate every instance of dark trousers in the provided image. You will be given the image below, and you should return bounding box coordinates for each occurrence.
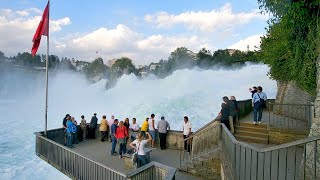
[253,103,263,122]
[159,133,167,149]
[119,143,126,157]
[183,135,191,152]
[137,155,149,168]
[90,128,96,139]
[221,119,230,130]
[101,131,108,141]
[72,133,78,144]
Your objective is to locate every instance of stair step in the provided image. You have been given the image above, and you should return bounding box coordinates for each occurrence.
[235,126,268,133]
[235,130,268,139]
[239,122,268,128]
[235,134,268,144]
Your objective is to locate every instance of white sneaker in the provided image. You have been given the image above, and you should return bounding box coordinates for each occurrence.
[258,121,262,124]
[253,122,257,125]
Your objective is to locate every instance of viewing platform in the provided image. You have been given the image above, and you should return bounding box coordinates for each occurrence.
[35,99,320,179]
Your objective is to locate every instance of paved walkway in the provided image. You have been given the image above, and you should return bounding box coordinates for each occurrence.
[239,110,309,130]
[73,139,203,180]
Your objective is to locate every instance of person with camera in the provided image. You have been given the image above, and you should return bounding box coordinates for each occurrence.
[252,86,267,124]
[129,131,152,168]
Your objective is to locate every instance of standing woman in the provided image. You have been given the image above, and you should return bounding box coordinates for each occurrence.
[252,86,267,124]
[129,118,139,141]
[99,115,109,142]
[129,132,152,168]
[115,121,128,158]
[124,118,130,145]
[148,114,156,148]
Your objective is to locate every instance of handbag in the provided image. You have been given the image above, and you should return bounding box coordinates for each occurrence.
[132,142,140,163]
[257,94,266,109]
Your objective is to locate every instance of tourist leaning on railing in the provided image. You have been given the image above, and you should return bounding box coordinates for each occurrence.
[219,96,230,131]
[71,117,78,144]
[80,115,88,141]
[129,118,139,141]
[62,114,70,146]
[141,117,149,137]
[149,114,156,148]
[157,116,170,150]
[108,115,115,142]
[89,113,98,139]
[66,116,74,148]
[99,115,109,142]
[129,132,152,168]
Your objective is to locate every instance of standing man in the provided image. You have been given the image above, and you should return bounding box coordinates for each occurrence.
[219,96,230,130]
[108,115,115,142]
[252,86,267,124]
[89,113,98,139]
[148,114,156,148]
[182,116,192,153]
[62,114,70,146]
[157,116,170,150]
[110,119,119,155]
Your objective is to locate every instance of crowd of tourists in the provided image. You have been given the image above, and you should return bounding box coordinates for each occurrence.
[219,86,267,133]
[62,113,193,168]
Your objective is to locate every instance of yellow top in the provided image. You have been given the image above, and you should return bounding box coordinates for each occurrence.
[141,120,149,131]
[99,119,109,131]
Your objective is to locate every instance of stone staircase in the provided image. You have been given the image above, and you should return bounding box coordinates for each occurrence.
[234,122,269,144]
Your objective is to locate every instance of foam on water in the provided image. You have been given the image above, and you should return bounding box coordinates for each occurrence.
[0,64,277,179]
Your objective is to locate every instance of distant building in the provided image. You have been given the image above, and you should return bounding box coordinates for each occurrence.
[150,63,159,71]
[107,59,117,67]
[226,49,236,55]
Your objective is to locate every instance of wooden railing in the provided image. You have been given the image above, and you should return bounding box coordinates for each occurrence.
[221,124,320,180]
[35,132,176,180]
[268,102,314,130]
[127,161,176,180]
[179,121,221,167]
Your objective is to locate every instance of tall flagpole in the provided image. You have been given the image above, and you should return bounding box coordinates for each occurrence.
[44,0,50,137]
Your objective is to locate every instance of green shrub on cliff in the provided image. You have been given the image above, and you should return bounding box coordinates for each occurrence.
[259,0,320,95]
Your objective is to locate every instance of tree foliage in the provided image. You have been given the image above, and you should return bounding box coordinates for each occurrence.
[258,0,320,95]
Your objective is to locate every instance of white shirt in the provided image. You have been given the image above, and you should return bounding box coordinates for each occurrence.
[148,118,155,131]
[129,123,139,131]
[132,140,148,155]
[183,122,192,135]
[108,119,114,127]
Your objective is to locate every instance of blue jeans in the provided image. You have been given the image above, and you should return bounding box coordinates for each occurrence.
[253,102,263,122]
[119,143,126,156]
[67,132,73,148]
[111,135,117,155]
[137,155,149,168]
[72,133,78,144]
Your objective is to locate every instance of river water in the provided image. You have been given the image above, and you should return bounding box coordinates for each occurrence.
[0,64,276,179]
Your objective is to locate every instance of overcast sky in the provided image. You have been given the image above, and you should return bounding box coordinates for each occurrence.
[0,0,268,65]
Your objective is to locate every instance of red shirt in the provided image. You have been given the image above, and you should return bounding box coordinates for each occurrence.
[115,126,128,139]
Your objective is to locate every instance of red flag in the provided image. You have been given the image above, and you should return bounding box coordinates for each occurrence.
[31,2,49,56]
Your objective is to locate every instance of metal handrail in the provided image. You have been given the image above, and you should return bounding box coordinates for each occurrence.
[35,132,127,176]
[221,124,320,152]
[127,161,176,179]
[268,102,314,106]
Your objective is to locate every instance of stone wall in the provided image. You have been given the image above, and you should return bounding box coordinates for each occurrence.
[274,81,315,120]
[305,58,320,179]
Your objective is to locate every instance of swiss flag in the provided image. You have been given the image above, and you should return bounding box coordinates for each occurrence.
[31,2,49,56]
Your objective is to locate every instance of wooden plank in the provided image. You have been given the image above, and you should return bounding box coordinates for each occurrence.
[257,152,264,180]
[240,146,246,180]
[270,150,279,180]
[245,149,252,180]
[251,151,258,180]
[263,151,271,180]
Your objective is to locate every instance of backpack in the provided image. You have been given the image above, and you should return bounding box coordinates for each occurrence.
[257,94,266,109]
[71,123,77,133]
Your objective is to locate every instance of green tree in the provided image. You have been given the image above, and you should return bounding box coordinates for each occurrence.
[84,57,108,80]
[110,57,137,78]
[258,0,320,95]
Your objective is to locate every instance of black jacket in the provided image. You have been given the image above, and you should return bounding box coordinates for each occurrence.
[90,116,98,128]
